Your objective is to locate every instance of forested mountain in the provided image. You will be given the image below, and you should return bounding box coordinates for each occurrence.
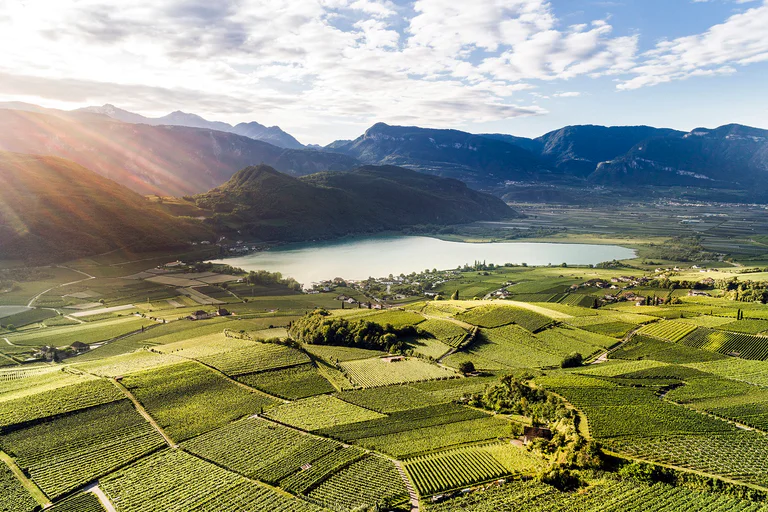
[195,164,520,241]
[590,124,768,190]
[325,123,546,187]
[0,152,210,261]
[0,109,357,196]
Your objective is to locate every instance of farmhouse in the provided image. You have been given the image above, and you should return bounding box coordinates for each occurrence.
[70,341,90,353]
[188,310,214,320]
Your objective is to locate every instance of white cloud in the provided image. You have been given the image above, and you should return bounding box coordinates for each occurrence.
[554,91,581,97]
[0,0,762,143]
[619,1,768,90]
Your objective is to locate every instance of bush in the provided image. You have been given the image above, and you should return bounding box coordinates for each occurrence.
[539,467,582,491]
[560,352,583,368]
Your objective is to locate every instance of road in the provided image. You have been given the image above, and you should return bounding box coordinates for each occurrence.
[83,482,117,512]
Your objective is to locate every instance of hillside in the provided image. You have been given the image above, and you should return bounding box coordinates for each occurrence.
[77,104,305,149]
[326,123,546,187]
[0,152,210,261]
[0,109,358,196]
[195,164,520,241]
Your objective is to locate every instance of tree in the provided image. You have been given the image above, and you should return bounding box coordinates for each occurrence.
[458,361,475,375]
[561,352,583,368]
[451,290,460,300]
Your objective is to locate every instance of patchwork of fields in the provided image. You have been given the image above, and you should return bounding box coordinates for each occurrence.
[5,260,768,510]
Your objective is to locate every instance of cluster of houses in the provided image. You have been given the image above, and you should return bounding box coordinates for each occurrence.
[188,308,231,320]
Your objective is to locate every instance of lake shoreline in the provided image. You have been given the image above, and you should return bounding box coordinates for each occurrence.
[212,235,636,286]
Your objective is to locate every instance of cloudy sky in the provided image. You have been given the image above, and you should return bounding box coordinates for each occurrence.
[1,0,767,144]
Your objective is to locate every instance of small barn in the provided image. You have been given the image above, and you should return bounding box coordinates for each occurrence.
[523,426,552,444]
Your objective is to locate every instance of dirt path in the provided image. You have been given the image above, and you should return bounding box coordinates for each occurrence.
[111,379,178,448]
[589,325,645,364]
[27,267,96,308]
[0,450,50,507]
[437,326,478,364]
[394,461,420,512]
[3,337,15,346]
[83,482,117,512]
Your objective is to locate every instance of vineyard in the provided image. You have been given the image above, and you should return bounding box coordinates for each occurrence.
[336,385,445,413]
[581,321,636,338]
[424,475,768,512]
[183,417,341,484]
[679,328,768,360]
[610,432,768,488]
[122,361,278,442]
[457,305,553,332]
[610,335,727,364]
[0,377,123,428]
[236,363,336,399]
[8,259,768,511]
[306,455,408,511]
[48,493,106,512]
[339,356,457,388]
[349,416,513,458]
[99,449,322,512]
[360,310,426,328]
[468,325,562,369]
[637,321,697,342]
[404,445,509,495]
[198,343,310,376]
[0,462,37,512]
[280,446,367,495]
[417,319,469,347]
[3,316,154,347]
[264,395,385,431]
[1,400,165,499]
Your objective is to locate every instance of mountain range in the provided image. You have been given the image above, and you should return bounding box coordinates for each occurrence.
[1,101,767,199]
[0,108,357,196]
[76,104,305,149]
[0,149,517,261]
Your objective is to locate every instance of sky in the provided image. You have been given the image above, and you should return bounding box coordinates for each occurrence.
[0,0,766,145]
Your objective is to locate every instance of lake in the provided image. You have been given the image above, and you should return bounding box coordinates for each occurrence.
[214,236,635,286]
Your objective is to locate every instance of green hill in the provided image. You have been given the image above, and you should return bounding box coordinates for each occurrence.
[0,152,210,261]
[196,164,520,241]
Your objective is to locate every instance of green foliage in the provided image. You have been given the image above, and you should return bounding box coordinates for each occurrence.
[339,356,457,388]
[0,462,37,512]
[48,493,106,512]
[561,353,583,368]
[288,309,417,352]
[264,395,385,431]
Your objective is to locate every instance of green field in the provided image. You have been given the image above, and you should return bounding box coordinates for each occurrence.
[4,253,768,510]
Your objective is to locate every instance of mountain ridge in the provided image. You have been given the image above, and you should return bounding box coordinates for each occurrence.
[76,104,305,149]
[0,109,358,196]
